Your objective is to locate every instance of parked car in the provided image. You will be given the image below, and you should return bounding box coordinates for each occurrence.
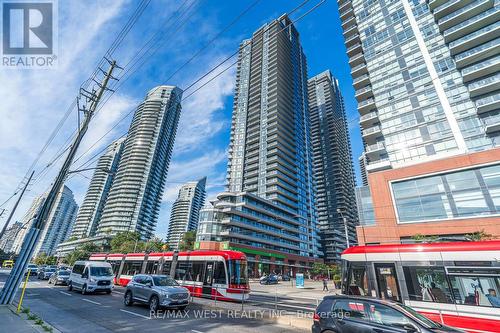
[312,295,466,333]
[68,261,114,294]
[259,274,278,285]
[124,274,190,312]
[37,265,46,274]
[37,267,56,280]
[48,269,70,285]
[24,264,38,276]
[281,274,291,281]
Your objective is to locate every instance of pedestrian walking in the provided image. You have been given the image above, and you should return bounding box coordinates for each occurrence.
[323,278,329,291]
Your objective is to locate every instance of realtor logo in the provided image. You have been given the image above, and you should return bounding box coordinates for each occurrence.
[1,0,58,68]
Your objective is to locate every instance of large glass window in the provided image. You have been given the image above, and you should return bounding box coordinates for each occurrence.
[333,299,368,321]
[392,164,500,223]
[122,261,142,276]
[403,266,452,303]
[447,268,500,308]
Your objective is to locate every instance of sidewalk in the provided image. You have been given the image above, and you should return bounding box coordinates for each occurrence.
[250,280,340,300]
[0,305,39,333]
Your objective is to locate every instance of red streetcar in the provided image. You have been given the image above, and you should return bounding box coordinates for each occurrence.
[89,250,250,301]
[341,241,500,333]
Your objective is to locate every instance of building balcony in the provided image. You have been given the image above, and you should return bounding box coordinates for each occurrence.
[358,97,376,114]
[345,32,360,48]
[485,116,500,134]
[455,37,500,68]
[449,22,500,56]
[468,72,500,97]
[339,6,354,20]
[366,158,392,172]
[346,43,362,57]
[476,92,500,114]
[429,0,450,11]
[353,73,370,89]
[362,125,382,138]
[359,110,379,127]
[438,0,493,31]
[443,4,499,43]
[365,142,386,155]
[342,16,356,29]
[338,0,351,13]
[433,0,473,20]
[343,24,358,39]
[462,54,500,82]
[355,85,374,101]
[351,62,368,77]
[349,52,365,67]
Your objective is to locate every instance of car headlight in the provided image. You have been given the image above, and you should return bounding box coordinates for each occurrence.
[90,278,97,283]
[160,292,169,298]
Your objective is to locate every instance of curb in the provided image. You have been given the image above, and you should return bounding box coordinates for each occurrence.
[9,305,61,333]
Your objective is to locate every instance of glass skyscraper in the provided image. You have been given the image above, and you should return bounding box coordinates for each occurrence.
[339,0,499,173]
[308,70,358,263]
[70,138,125,239]
[167,177,206,249]
[339,0,500,244]
[225,14,321,259]
[97,86,183,239]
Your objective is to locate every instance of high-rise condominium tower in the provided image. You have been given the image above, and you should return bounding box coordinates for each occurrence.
[12,193,46,254]
[197,14,321,276]
[167,177,206,249]
[33,186,78,256]
[97,86,183,239]
[308,70,358,263]
[0,222,23,253]
[70,138,125,239]
[339,0,500,244]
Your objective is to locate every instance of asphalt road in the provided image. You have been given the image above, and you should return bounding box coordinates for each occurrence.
[0,270,309,333]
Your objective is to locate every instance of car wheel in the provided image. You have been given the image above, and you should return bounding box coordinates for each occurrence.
[67,282,72,291]
[149,295,159,312]
[124,291,133,306]
[81,284,87,295]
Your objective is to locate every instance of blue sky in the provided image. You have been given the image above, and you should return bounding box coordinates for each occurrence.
[0,0,362,239]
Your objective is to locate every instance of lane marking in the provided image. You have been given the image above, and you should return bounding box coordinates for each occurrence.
[82,298,101,305]
[120,309,150,319]
[192,330,205,333]
[59,291,72,296]
[26,293,39,296]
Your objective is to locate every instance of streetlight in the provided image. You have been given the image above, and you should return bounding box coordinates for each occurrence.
[337,208,350,248]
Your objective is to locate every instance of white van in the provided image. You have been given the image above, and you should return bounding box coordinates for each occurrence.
[68,261,114,294]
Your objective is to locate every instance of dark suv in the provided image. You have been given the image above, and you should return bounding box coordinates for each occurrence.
[312,295,465,333]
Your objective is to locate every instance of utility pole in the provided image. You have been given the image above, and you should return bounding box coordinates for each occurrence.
[0,171,35,240]
[0,59,118,305]
[337,208,350,249]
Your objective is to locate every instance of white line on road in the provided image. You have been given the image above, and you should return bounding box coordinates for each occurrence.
[82,298,101,305]
[26,293,40,296]
[192,330,205,333]
[120,309,150,319]
[58,291,72,296]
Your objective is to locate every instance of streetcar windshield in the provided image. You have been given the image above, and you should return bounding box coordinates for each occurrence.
[229,259,248,285]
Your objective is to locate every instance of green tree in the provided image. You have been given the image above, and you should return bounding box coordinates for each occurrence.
[144,237,168,252]
[63,243,102,266]
[110,231,142,253]
[178,231,196,251]
[33,253,57,265]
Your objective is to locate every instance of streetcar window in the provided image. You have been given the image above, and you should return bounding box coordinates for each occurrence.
[175,261,190,280]
[122,261,142,276]
[145,261,158,274]
[108,261,121,277]
[161,262,171,275]
[229,260,248,285]
[403,266,452,303]
[192,262,204,282]
[213,261,226,284]
[448,273,500,308]
[347,265,368,296]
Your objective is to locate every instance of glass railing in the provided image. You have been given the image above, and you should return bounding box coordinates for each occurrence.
[363,125,381,136]
[356,85,372,96]
[360,111,378,121]
[345,33,360,44]
[469,72,500,90]
[366,142,385,152]
[359,98,375,108]
[346,43,362,53]
[353,74,370,84]
[462,54,500,75]
[435,0,463,14]
[476,92,500,107]
[439,0,490,25]
[484,114,500,126]
[444,4,499,36]
[456,37,500,60]
[450,21,500,48]
[351,63,367,72]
